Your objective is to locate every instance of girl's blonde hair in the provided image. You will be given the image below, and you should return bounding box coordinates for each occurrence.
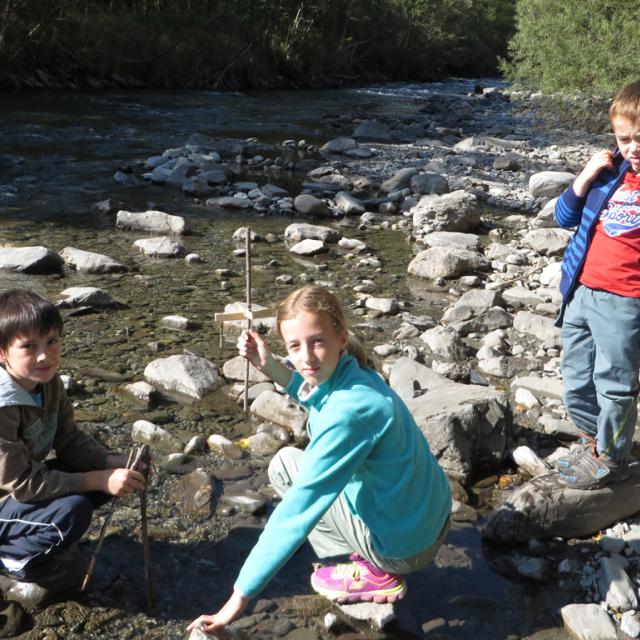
[276,286,376,370]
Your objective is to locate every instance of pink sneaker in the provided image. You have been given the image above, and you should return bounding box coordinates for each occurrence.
[310,554,406,603]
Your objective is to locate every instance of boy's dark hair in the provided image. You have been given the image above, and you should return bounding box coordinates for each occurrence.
[0,289,63,351]
[610,80,640,124]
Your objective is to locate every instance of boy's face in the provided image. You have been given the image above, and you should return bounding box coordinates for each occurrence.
[612,116,640,174]
[0,329,61,392]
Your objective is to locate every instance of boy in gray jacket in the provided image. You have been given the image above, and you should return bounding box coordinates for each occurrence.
[0,289,146,603]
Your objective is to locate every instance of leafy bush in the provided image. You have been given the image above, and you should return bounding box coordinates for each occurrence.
[503,0,639,95]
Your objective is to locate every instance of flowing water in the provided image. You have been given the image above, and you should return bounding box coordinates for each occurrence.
[0,81,573,639]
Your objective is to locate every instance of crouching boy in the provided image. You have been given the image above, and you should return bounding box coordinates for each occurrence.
[0,289,146,604]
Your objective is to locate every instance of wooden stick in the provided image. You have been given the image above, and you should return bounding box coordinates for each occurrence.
[134,445,154,612]
[244,227,252,412]
[486,260,545,291]
[81,449,135,592]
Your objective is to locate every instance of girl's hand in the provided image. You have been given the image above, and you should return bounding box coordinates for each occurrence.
[237,329,271,371]
[573,149,614,196]
[186,589,250,634]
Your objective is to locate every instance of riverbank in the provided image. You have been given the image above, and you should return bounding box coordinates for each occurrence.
[1,81,638,640]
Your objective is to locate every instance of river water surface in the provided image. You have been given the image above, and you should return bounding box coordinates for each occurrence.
[0,81,574,639]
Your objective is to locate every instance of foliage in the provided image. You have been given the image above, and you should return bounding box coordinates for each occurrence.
[0,0,516,89]
[503,0,640,95]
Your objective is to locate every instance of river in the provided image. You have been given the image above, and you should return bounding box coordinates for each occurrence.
[0,80,573,639]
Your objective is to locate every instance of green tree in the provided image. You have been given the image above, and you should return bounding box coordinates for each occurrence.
[503,0,639,95]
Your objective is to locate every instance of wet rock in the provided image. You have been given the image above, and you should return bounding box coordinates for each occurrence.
[421,231,481,252]
[529,171,575,198]
[621,610,640,638]
[184,435,207,455]
[321,137,358,154]
[338,237,366,252]
[185,253,203,264]
[0,246,63,274]
[512,446,549,477]
[289,239,328,256]
[365,297,398,315]
[207,434,244,460]
[388,358,508,481]
[251,390,308,439]
[411,190,482,234]
[161,315,191,330]
[121,381,156,406]
[284,223,340,245]
[560,603,617,640]
[144,354,224,402]
[133,236,186,258]
[238,432,283,456]
[353,119,392,142]
[512,555,551,581]
[132,419,182,452]
[176,468,213,519]
[59,247,127,273]
[116,209,188,235]
[483,464,640,542]
[513,311,561,346]
[408,246,489,280]
[410,173,449,196]
[57,286,119,308]
[335,191,365,216]
[381,168,418,193]
[223,356,270,383]
[294,194,331,216]
[598,556,637,612]
[522,228,573,256]
[0,601,23,638]
[337,601,396,630]
[220,492,268,515]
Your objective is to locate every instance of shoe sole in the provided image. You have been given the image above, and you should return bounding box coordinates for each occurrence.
[311,578,406,604]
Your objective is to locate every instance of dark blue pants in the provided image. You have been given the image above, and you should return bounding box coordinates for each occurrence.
[0,461,110,578]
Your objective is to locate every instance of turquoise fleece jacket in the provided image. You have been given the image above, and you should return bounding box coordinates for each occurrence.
[235,353,452,597]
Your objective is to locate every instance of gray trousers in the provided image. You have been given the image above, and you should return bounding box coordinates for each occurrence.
[562,285,640,461]
[268,446,449,575]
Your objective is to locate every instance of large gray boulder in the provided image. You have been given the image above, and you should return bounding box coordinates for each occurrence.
[411,190,481,234]
[294,194,331,217]
[529,171,575,198]
[0,246,63,274]
[133,237,186,258]
[408,246,489,280]
[560,604,617,640]
[352,119,392,142]
[59,247,127,273]
[388,358,509,481]
[250,390,308,440]
[483,465,640,542]
[381,168,418,193]
[522,228,573,256]
[144,354,224,403]
[284,223,340,245]
[116,210,188,235]
[57,287,119,308]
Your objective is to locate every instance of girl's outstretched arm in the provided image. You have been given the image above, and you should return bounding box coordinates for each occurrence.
[186,588,250,634]
[237,329,292,388]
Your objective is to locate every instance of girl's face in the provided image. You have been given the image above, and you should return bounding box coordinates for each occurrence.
[280,310,348,387]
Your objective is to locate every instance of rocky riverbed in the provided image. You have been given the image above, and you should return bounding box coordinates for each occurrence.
[1,83,638,640]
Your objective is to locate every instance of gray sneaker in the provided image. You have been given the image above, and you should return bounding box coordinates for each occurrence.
[554,434,597,470]
[558,449,630,490]
[2,543,88,608]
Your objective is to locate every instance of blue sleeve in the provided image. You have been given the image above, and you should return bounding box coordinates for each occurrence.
[234,409,375,597]
[283,370,304,401]
[555,185,586,228]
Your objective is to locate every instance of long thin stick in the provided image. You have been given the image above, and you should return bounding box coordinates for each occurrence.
[244,227,252,412]
[135,446,155,612]
[81,449,135,592]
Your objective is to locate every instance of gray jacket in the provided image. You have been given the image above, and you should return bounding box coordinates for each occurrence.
[0,367,109,504]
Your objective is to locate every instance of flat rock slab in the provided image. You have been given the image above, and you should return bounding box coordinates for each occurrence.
[560,603,617,640]
[483,463,640,542]
[0,246,63,274]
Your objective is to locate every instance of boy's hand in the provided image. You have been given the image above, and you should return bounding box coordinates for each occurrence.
[84,468,146,497]
[238,329,271,371]
[573,149,614,196]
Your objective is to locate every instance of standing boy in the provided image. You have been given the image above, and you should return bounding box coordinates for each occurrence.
[0,289,146,603]
[555,80,640,489]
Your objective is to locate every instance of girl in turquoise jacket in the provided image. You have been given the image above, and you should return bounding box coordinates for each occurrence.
[188,286,451,635]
